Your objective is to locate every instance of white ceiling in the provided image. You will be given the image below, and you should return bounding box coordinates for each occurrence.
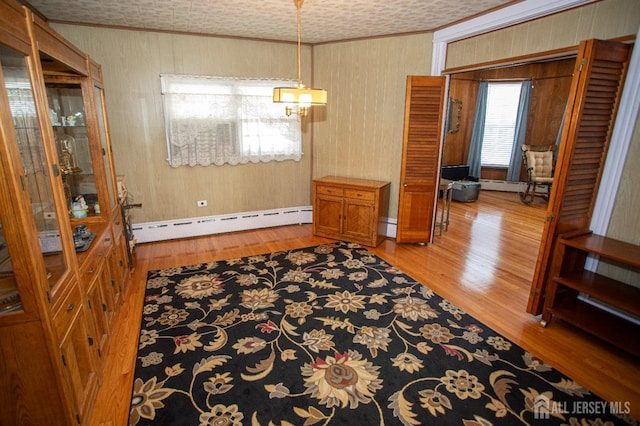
[23,0,518,44]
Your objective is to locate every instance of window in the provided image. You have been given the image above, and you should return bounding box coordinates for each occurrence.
[161,75,302,167]
[480,82,522,167]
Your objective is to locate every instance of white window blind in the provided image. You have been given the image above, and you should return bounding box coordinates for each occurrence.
[161,75,302,167]
[480,82,522,167]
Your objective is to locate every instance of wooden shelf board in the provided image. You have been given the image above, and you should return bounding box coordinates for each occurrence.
[561,233,640,268]
[554,270,640,317]
[551,294,640,357]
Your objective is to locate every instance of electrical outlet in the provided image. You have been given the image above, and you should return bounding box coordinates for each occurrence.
[197,200,207,207]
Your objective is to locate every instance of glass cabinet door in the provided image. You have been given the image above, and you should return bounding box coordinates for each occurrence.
[46,82,100,219]
[93,86,117,212]
[0,43,70,313]
[0,217,20,314]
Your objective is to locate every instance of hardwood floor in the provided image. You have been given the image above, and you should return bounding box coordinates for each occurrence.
[89,191,640,425]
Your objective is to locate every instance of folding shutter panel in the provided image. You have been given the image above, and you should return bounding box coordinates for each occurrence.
[396,76,446,244]
[527,39,631,314]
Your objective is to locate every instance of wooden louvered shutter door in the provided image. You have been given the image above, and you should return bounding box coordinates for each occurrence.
[527,39,631,314]
[396,76,446,243]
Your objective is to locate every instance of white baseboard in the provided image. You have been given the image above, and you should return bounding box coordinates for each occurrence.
[383,218,397,239]
[132,207,399,244]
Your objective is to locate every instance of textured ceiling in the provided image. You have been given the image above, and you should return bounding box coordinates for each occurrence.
[24,0,517,44]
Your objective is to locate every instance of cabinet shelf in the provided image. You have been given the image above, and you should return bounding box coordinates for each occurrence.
[553,270,640,317]
[542,230,640,357]
[560,233,640,268]
[550,292,640,357]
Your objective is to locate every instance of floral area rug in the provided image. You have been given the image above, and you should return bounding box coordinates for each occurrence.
[129,241,634,425]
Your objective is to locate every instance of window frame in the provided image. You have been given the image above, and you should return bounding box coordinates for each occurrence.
[480,82,523,168]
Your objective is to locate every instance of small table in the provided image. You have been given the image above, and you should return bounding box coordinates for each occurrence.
[436,179,453,236]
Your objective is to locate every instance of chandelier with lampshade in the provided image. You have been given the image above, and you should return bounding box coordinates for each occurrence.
[273,0,327,116]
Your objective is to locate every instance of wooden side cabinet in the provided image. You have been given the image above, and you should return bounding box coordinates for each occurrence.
[541,230,640,357]
[312,176,390,247]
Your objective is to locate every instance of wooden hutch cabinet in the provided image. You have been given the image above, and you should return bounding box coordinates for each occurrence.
[0,2,130,424]
[312,176,390,247]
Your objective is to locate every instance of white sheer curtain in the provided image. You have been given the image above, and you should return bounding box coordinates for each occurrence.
[161,75,302,167]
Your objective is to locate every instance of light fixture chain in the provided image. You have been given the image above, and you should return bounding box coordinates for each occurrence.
[297,0,302,86]
[272,0,326,115]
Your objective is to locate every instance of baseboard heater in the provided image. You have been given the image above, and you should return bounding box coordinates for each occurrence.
[132,208,398,244]
[578,293,640,326]
[132,206,313,243]
[479,179,529,193]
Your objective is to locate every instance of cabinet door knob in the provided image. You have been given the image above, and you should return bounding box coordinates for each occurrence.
[66,303,75,311]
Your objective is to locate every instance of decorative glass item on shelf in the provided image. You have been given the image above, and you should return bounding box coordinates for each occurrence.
[55,134,82,174]
[46,83,99,218]
[0,43,69,302]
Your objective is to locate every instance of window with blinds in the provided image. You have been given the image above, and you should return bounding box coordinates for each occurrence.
[480,82,522,167]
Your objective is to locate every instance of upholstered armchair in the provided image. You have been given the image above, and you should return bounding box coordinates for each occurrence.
[519,144,555,204]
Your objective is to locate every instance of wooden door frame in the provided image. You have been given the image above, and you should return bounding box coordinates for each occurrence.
[432,3,640,250]
[431,3,640,318]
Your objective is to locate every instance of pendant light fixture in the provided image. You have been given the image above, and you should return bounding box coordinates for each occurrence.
[273,0,327,117]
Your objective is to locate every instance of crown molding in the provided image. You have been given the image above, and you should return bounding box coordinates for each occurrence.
[431,0,597,75]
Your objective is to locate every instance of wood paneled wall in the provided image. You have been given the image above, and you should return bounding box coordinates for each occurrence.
[599,117,640,284]
[312,34,432,219]
[52,0,638,226]
[51,25,314,223]
[444,59,575,181]
[446,0,640,70]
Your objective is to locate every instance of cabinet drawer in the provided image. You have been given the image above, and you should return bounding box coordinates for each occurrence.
[316,185,344,197]
[102,230,113,253]
[52,283,82,340]
[344,189,375,201]
[80,249,105,286]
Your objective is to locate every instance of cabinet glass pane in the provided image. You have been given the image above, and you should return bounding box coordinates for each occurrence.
[94,86,116,211]
[47,83,99,218]
[0,44,68,302]
[0,218,20,314]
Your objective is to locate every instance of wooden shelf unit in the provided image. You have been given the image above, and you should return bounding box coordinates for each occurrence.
[541,230,640,357]
[312,176,390,247]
